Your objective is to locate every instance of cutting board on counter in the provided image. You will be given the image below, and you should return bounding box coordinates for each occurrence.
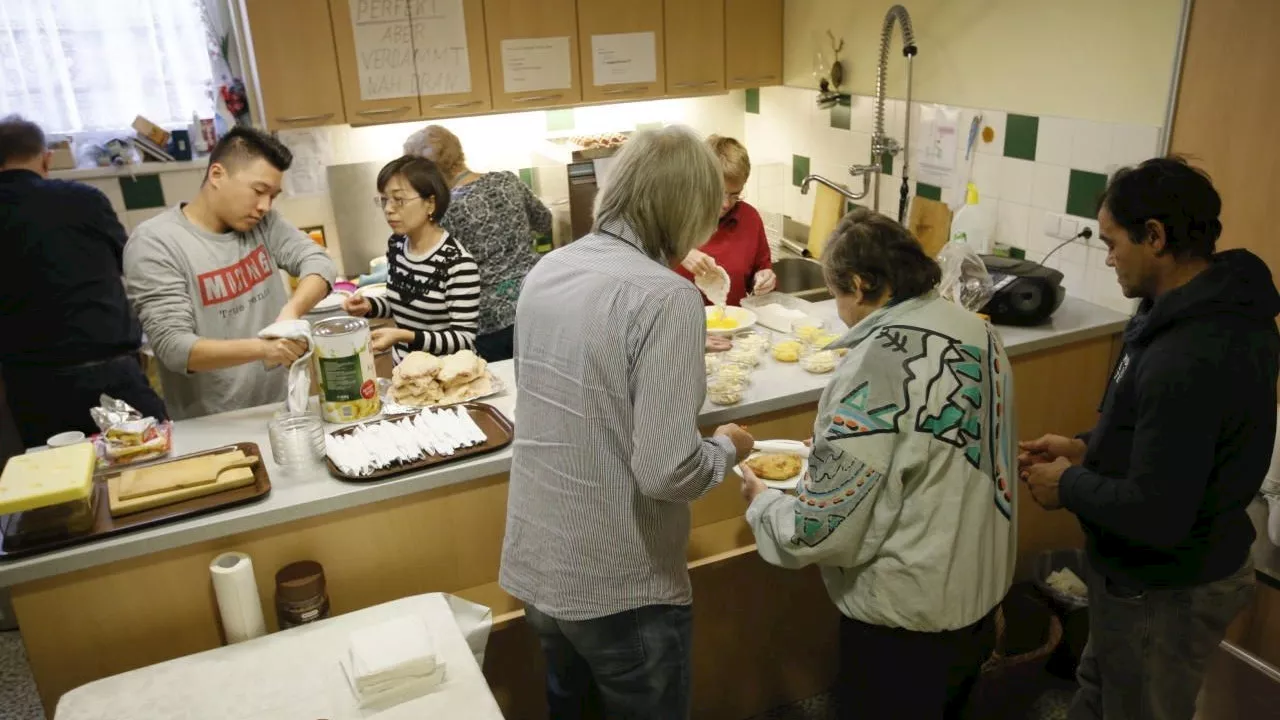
[908,196,953,258]
[117,450,257,501]
[109,458,258,517]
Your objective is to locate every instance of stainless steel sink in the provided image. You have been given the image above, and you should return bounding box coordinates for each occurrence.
[772,257,832,302]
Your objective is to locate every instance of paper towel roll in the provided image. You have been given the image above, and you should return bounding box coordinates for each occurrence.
[210,551,267,644]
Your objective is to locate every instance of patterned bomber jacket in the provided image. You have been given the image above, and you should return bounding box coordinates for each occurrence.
[746,291,1018,632]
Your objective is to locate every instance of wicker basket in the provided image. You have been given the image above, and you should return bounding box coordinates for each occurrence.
[968,586,1065,718]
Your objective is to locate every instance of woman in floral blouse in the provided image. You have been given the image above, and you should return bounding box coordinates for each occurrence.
[404,125,553,362]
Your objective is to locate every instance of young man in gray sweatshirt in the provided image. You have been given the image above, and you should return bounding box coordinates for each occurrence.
[124,127,337,419]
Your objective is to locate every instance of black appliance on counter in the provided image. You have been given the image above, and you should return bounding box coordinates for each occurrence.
[979,255,1065,326]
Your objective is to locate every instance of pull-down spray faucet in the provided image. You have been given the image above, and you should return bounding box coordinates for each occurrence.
[801,5,918,224]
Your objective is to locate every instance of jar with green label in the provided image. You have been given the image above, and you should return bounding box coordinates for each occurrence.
[311,316,380,423]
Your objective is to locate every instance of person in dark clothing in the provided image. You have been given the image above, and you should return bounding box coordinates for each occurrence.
[0,116,167,448]
[1020,157,1278,720]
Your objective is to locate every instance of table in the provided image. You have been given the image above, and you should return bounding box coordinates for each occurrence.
[54,593,502,720]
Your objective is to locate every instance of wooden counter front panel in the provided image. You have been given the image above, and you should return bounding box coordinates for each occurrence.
[12,334,1115,716]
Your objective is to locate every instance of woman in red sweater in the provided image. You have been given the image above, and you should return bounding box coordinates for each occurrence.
[676,135,777,306]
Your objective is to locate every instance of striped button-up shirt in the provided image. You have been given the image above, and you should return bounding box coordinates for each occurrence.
[500,220,737,620]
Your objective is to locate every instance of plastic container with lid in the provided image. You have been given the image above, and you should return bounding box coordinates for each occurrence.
[726,346,761,368]
[713,362,753,384]
[275,560,331,629]
[800,349,840,374]
[733,329,772,354]
[707,377,747,406]
[0,443,99,544]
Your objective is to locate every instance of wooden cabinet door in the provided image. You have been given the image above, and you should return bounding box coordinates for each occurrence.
[243,0,346,130]
[484,0,581,111]
[725,0,783,89]
[664,0,724,97]
[329,0,423,126]
[577,0,665,103]
[416,0,493,119]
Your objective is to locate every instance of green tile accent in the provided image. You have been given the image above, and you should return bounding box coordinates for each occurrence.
[916,182,942,201]
[1003,114,1039,161]
[1066,169,1109,218]
[119,175,164,210]
[1009,246,1026,260]
[829,99,851,130]
[792,155,810,188]
[744,88,760,114]
[545,108,574,132]
[518,167,534,189]
[878,151,894,176]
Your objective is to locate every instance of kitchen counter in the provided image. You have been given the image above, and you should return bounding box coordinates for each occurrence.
[5,295,1130,718]
[0,296,1127,589]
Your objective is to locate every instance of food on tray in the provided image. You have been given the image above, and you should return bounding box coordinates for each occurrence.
[772,340,803,363]
[390,350,495,408]
[746,452,804,481]
[705,353,724,375]
[325,406,489,477]
[1045,567,1089,597]
[801,350,838,374]
[726,347,760,367]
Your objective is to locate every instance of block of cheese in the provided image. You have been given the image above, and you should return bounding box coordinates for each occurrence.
[0,443,97,515]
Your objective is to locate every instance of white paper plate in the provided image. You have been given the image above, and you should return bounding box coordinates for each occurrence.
[734,440,808,490]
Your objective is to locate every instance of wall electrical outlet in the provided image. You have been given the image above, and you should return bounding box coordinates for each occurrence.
[1059,217,1079,239]
[1042,212,1061,237]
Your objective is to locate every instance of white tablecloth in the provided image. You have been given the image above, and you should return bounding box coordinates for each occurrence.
[55,593,503,720]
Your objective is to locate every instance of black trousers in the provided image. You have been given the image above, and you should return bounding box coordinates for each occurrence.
[837,608,997,720]
[3,355,168,449]
[474,325,515,363]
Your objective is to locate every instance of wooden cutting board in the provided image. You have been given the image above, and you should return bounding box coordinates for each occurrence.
[908,196,954,258]
[107,464,258,517]
[117,450,246,500]
[808,182,848,258]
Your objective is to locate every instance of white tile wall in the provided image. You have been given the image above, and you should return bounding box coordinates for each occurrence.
[739,86,1160,315]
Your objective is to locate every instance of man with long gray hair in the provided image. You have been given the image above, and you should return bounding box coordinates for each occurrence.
[499,125,754,718]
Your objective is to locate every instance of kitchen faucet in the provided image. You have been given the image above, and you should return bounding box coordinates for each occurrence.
[802,5,918,223]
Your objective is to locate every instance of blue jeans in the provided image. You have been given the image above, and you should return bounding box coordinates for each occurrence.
[523,603,693,720]
[1069,558,1255,720]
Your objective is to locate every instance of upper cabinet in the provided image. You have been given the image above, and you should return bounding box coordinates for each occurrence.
[242,0,346,130]
[725,0,783,89]
[418,0,492,119]
[484,0,582,111]
[576,0,665,103]
[664,0,724,97]
[329,0,422,126]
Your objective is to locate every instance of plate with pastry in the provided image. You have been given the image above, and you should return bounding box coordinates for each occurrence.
[734,439,810,490]
[381,349,506,414]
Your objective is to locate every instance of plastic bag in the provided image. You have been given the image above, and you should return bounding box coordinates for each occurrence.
[936,240,995,313]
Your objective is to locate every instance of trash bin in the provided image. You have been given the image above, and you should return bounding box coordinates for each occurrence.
[1033,548,1090,678]
[968,583,1064,719]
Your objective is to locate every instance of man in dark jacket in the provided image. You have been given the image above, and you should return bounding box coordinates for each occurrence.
[0,116,167,448]
[1020,156,1279,720]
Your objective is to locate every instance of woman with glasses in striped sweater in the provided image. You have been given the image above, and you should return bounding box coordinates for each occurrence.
[342,156,481,362]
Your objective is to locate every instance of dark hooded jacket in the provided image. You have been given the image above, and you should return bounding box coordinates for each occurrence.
[1061,249,1280,588]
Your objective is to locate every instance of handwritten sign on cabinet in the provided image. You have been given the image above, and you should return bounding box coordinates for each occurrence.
[501,37,572,94]
[348,0,471,101]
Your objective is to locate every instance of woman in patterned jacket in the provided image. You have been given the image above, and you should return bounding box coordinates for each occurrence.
[403,125,552,362]
[739,209,1018,720]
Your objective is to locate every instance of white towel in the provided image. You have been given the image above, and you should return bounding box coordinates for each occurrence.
[257,319,312,413]
[340,654,447,710]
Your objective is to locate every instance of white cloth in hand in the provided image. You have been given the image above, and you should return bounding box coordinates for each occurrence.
[257,319,312,413]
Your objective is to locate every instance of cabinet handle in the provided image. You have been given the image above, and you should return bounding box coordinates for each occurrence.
[731,74,778,83]
[673,81,719,88]
[513,93,565,103]
[356,106,412,116]
[431,100,483,109]
[602,86,647,96]
[276,113,334,123]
